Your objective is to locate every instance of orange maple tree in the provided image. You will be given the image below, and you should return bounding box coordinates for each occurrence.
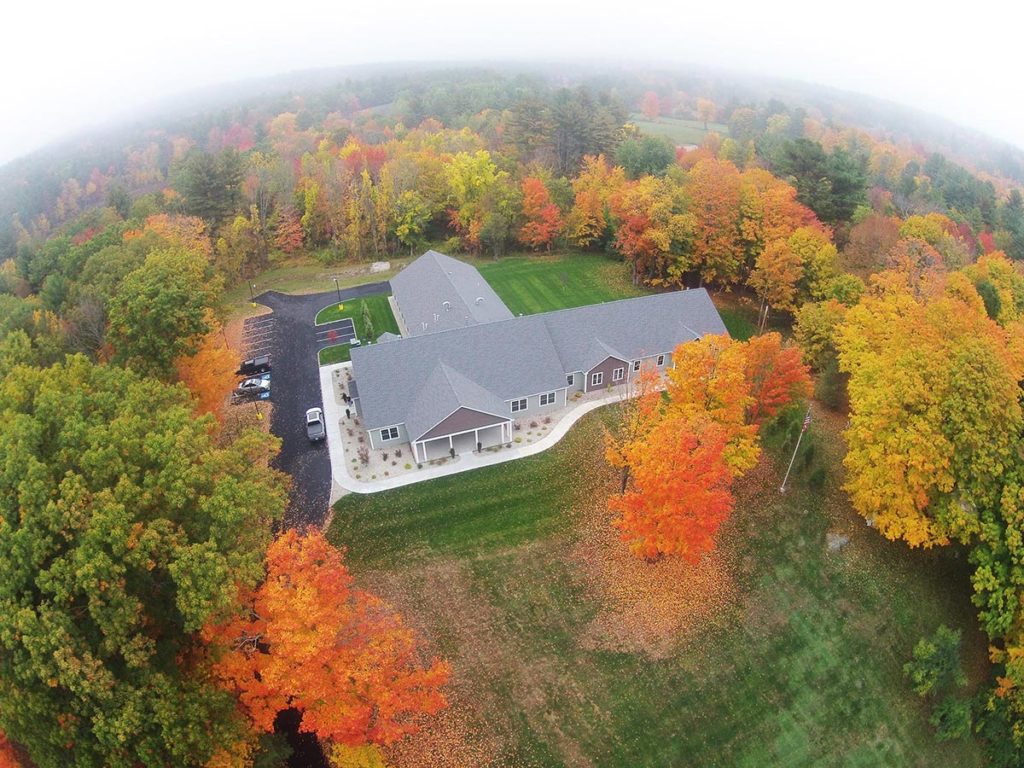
[610,415,735,562]
[608,334,812,561]
[743,333,812,425]
[204,529,450,747]
[175,316,238,422]
[0,731,18,768]
[518,177,563,250]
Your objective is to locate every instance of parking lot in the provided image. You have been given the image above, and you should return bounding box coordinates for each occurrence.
[314,317,356,347]
[250,281,388,527]
[241,314,277,358]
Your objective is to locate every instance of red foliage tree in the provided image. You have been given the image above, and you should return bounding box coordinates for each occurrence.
[518,177,563,250]
[640,91,661,120]
[204,530,450,747]
[274,206,304,253]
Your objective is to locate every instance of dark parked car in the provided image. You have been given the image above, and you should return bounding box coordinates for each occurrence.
[305,407,326,442]
[236,355,271,376]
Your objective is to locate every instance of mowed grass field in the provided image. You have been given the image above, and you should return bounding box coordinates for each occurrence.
[477,252,759,340]
[316,294,399,365]
[630,114,731,146]
[329,407,987,767]
[477,253,646,314]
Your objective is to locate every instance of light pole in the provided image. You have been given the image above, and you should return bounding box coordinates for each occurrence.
[333,277,341,303]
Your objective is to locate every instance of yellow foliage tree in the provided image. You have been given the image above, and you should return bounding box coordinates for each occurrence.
[837,271,1023,547]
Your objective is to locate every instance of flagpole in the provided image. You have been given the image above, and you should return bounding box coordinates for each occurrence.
[780,405,813,493]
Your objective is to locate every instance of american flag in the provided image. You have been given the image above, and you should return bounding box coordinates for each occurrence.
[801,411,812,433]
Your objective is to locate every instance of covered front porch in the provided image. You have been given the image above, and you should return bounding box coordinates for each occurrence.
[412,420,512,463]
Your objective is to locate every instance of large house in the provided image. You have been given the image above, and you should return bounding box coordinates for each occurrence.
[350,252,728,464]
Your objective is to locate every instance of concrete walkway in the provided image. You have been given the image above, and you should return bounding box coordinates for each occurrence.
[320,361,631,503]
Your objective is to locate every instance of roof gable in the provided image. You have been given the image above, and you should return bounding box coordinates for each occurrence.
[391,250,513,336]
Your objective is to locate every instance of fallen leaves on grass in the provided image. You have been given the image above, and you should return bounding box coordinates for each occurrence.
[573,498,738,659]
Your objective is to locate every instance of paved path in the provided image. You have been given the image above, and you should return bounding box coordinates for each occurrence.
[320,360,631,501]
[253,282,388,527]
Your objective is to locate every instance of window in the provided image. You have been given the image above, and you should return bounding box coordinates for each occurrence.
[612,367,625,382]
[540,392,556,406]
[591,371,604,386]
[566,373,574,386]
[657,354,665,366]
[511,398,527,413]
[380,426,399,441]
[633,360,641,372]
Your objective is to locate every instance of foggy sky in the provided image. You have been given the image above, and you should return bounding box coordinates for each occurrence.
[3,0,1023,165]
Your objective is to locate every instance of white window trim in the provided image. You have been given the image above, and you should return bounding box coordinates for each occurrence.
[510,398,527,413]
[633,360,641,372]
[380,426,400,441]
[612,367,625,382]
[591,371,604,386]
[540,392,556,406]
[566,373,574,386]
[657,354,665,366]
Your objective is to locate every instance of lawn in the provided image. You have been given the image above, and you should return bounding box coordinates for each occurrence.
[476,252,645,315]
[477,252,760,341]
[316,294,399,365]
[630,114,731,146]
[329,407,988,767]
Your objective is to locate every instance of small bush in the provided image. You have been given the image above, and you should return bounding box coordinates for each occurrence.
[395,448,402,457]
[382,452,389,461]
[405,463,412,470]
[543,416,551,425]
[930,697,972,741]
[815,356,846,410]
[357,445,370,465]
[529,420,538,429]
[514,422,522,431]
[514,437,523,443]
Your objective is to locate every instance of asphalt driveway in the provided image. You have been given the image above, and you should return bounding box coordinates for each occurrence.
[251,281,389,528]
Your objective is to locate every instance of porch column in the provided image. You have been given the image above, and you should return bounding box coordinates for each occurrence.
[474,428,479,451]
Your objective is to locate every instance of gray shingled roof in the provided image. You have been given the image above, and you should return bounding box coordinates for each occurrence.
[352,288,728,437]
[404,363,509,440]
[390,250,514,335]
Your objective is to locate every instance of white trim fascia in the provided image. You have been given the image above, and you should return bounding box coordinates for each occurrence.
[418,421,510,446]
[412,407,512,442]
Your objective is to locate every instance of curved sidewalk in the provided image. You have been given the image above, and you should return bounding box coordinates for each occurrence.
[320,362,628,503]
